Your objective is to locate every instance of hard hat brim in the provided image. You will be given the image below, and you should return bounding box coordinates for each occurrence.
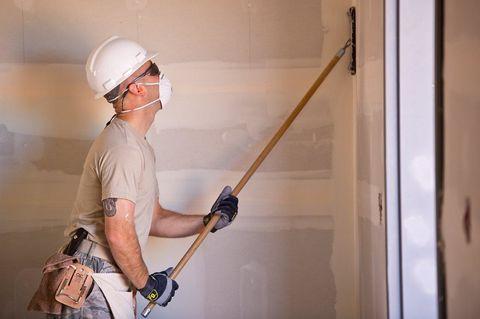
[94,51,158,100]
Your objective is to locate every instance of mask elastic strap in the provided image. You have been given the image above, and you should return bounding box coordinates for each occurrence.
[119,97,161,114]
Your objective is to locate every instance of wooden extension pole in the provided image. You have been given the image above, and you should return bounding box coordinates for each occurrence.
[142,40,351,317]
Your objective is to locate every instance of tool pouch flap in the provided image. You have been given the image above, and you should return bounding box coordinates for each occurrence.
[28,252,79,314]
[55,263,94,309]
[42,253,78,274]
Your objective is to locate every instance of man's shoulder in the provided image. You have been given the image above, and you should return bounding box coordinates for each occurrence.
[97,121,141,148]
[91,140,144,171]
[89,125,143,161]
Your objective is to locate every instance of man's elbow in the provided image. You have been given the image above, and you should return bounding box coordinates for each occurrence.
[105,227,124,249]
[105,219,136,249]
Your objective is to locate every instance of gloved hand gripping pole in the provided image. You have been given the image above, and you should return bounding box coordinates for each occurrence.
[142,39,352,317]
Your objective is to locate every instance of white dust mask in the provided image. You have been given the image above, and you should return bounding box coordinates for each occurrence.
[119,72,173,114]
[158,73,172,108]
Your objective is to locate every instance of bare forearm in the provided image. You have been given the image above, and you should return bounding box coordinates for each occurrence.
[150,208,204,238]
[107,231,149,289]
[103,198,149,289]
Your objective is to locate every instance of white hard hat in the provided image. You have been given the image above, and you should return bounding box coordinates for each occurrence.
[85,36,158,99]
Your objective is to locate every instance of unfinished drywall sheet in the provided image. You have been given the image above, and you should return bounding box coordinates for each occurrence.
[443,0,480,317]
[354,0,387,318]
[0,1,354,318]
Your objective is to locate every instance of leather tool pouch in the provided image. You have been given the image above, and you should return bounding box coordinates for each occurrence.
[54,262,94,309]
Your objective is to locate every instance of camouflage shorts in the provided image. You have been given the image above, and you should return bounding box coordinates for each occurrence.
[46,251,123,319]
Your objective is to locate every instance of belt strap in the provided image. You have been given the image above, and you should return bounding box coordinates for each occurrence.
[77,239,116,265]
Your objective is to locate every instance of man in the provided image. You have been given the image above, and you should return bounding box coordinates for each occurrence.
[51,36,239,318]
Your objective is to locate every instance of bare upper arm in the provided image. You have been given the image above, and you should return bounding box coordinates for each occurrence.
[103,198,136,242]
[153,198,173,218]
[153,198,162,216]
[149,198,170,235]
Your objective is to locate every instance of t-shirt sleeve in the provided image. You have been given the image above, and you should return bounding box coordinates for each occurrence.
[154,170,160,198]
[99,145,143,203]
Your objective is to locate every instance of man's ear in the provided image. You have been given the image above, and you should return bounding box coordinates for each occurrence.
[128,83,147,96]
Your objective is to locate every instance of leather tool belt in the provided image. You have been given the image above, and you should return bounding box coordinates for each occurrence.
[64,228,116,264]
[54,262,93,309]
[55,228,116,309]
[53,228,95,309]
[29,228,119,312]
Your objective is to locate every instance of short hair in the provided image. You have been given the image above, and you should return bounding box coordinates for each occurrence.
[103,85,121,104]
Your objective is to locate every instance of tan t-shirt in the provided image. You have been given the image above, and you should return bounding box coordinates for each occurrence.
[65,117,159,249]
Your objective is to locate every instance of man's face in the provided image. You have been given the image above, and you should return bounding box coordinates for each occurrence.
[139,62,161,110]
[120,61,161,112]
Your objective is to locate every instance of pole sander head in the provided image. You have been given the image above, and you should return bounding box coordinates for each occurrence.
[348,7,356,75]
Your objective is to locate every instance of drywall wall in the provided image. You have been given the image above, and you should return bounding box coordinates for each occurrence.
[442,0,480,317]
[0,1,354,318]
[354,0,388,318]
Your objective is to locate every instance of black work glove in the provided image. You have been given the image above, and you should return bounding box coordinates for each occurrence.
[139,267,179,306]
[203,186,239,233]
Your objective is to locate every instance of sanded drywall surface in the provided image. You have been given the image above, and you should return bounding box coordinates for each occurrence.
[354,0,388,318]
[11,0,325,66]
[442,0,480,317]
[0,1,355,318]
